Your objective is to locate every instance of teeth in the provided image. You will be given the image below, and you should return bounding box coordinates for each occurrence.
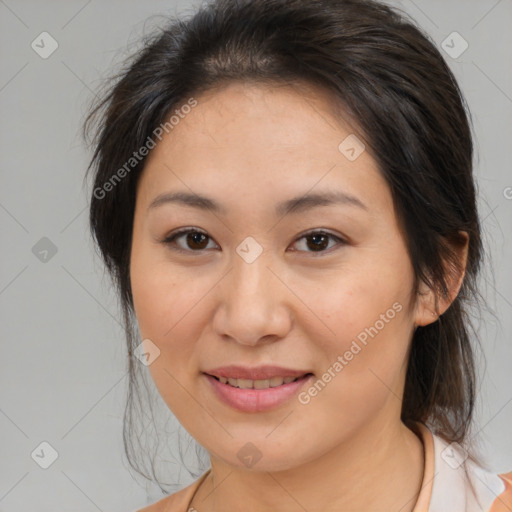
[239,378,255,389]
[270,376,286,387]
[216,375,303,389]
[254,379,270,389]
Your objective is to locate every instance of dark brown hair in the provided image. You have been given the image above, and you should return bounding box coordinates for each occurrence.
[84,0,484,488]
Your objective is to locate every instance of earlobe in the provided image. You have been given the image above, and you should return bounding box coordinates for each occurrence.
[414,281,439,328]
[413,231,469,328]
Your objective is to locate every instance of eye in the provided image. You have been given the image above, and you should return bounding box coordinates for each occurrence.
[290,230,347,255]
[162,228,217,253]
[161,228,347,255]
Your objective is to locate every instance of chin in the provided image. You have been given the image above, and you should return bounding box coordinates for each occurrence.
[208,437,316,473]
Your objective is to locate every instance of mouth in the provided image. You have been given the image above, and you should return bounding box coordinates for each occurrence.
[207,373,313,389]
[202,366,315,412]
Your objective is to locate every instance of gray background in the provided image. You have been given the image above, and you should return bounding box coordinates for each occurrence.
[0,0,511,510]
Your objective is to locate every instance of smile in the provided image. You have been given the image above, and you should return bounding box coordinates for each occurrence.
[203,371,314,412]
[210,375,305,389]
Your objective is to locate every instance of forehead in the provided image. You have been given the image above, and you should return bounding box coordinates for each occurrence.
[158,81,358,155]
[137,81,391,217]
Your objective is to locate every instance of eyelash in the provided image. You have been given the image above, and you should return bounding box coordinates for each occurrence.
[161,228,347,256]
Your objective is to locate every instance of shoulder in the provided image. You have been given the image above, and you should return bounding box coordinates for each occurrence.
[488,471,512,512]
[425,425,512,512]
[135,470,211,512]
[411,423,512,512]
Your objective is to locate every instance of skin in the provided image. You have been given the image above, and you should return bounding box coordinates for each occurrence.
[130,81,468,512]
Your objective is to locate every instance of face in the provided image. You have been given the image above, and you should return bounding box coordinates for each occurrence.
[130,81,424,472]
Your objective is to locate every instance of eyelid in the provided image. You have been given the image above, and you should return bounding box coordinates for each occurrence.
[289,229,348,256]
[161,227,216,254]
[161,227,348,255]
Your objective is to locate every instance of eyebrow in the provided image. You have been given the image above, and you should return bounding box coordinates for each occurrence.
[148,190,368,216]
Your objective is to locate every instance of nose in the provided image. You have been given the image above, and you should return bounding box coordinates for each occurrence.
[212,250,293,347]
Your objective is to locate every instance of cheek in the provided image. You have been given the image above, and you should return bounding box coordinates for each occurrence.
[130,243,203,340]
[309,262,411,350]
[129,262,201,407]
[130,256,208,416]
[302,264,413,409]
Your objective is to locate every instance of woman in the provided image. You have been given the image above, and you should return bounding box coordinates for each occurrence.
[84,0,512,510]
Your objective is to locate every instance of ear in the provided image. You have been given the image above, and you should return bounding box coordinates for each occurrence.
[414,231,469,328]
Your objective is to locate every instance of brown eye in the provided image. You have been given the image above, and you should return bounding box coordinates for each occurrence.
[162,228,217,253]
[291,230,346,254]
[162,228,346,256]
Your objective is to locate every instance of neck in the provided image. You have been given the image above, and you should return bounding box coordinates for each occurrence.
[191,417,425,512]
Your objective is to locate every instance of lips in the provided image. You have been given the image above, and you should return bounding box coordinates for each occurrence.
[203,365,314,412]
[204,365,311,380]
[210,374,303,389]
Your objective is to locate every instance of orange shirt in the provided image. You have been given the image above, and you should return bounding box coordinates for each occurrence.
[138,423,512,511]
